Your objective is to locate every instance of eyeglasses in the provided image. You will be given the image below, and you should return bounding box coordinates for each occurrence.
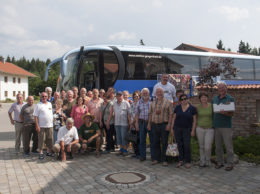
[180,98,188,101]
[41,96,48,98]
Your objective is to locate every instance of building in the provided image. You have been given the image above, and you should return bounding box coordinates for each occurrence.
[176,43,260,136]
[0,60,36,101]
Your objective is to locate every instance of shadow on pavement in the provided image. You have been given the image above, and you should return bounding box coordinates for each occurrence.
[0,131,15,141]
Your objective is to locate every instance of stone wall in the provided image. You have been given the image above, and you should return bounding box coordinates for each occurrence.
[189,88,260,137]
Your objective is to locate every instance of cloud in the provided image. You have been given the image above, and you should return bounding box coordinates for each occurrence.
[213,6,249,22]
[1,39,72,60]
[152,0,163,8]
[108,31,136,41]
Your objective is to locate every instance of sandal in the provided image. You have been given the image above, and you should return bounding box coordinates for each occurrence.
[225,165,233,171]
[215,163,224,169]
[176,161,184,168]
[96,152,101,158]
[185,163,192,169]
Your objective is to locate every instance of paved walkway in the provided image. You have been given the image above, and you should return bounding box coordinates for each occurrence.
[0,103,259,194]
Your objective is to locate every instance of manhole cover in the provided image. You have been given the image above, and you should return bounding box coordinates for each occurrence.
[96,171,156,188]
[106,172,146,184]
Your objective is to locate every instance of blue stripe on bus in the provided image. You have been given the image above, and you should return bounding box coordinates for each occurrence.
[113,80,158,94]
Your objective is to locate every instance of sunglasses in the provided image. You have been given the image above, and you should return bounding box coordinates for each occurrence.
[41,96,48,98]
[180,98,188,101]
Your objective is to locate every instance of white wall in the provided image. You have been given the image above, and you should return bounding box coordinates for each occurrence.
[0,73,28,101]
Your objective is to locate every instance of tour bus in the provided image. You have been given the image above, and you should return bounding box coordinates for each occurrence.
[45,45,260,93]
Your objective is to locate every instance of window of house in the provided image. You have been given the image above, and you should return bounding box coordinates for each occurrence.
[4,76,8,83]
[13,91,16,97]
[18,78,21,83]
[5,91,8,97]
[13,77,16,83]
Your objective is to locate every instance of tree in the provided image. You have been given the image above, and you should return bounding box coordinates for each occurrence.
[238,40,251,54]
[198,57,237,87]
[0,56,4,62]
[140,39,145,46]
[251,47,259,56]
[216,40,225,50]
[6,55,11,62]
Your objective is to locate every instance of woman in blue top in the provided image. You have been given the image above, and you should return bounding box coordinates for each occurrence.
[171,94,197,168]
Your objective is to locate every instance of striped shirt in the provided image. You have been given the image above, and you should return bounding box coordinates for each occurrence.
[149,98,173,124]
[136,98,152,121]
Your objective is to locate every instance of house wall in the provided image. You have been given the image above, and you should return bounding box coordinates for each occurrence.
[0,73,28,101]
[190,88,260,137]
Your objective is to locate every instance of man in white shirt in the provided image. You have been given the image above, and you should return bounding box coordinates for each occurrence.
[152,74,176,103]
[33,92,53,160]
[53,118,80,162]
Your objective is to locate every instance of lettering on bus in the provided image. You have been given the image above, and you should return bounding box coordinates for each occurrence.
[128,54,162,59]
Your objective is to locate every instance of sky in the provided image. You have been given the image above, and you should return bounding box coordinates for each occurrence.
[1,0,260,60]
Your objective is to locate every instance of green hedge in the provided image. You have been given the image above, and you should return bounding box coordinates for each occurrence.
[233,135,260,164]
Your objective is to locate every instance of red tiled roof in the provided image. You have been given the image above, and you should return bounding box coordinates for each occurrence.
[176,43,247,55]
[196,85,260,90]
[0,61,36,77]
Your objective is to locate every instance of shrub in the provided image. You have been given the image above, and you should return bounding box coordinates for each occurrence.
[233,135,260,164]
[4,98,14,103]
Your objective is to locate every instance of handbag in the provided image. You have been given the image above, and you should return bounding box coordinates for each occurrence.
[166,134,179,157]
[125,128,138,143]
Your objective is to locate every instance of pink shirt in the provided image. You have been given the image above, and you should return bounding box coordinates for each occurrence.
[87,98,103,123]
[71,105,88,129]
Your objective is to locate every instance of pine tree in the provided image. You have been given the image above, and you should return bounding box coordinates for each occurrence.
[216,40,225,50]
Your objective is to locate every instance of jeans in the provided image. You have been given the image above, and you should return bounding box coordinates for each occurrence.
[174,127,191,163]
[115,125,128,146]
[104,124,116,151]
[152,123,169,162]
[215,127,234,165]
[139,120,154,160]
[196,127,214,166]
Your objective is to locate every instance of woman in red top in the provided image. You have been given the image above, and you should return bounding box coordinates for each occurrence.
[71,97,88,129]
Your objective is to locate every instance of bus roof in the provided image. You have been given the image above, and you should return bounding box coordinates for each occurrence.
[62,45,260,60]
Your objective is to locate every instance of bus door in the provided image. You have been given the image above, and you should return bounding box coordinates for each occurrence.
[77,51,100,90]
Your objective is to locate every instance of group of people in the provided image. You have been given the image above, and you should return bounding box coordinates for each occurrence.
[8,74,235,171]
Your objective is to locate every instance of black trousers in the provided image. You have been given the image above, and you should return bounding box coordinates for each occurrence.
[22,123,38,153]
[104,124,116,151]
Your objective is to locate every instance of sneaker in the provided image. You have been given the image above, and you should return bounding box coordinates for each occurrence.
[31,150,39,154]
[39,154,44,160]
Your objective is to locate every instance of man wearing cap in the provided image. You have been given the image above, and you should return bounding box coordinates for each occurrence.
[109,91,131,156]
[53,118,80,162]
[79,113,102,157]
